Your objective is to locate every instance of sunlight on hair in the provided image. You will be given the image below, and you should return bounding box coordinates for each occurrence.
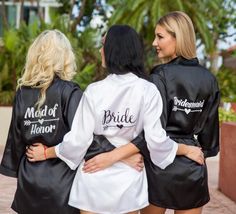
[158,11,196,62]
[17,30,77,109]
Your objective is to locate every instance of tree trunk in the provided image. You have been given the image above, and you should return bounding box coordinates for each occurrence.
[19,0,25,23]
[69,0,76,19]
[70,0,86,33]
[209,51,219,75]
[209,33,219,74]
[36,0,44,24]
[68,0,76,30]
[1,0,9,29]
[37,0,44,27]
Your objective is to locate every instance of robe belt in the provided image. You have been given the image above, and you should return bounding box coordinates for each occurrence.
[167,133,194,139]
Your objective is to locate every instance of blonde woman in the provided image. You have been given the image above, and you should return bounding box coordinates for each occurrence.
[135,11,220,214]
[0,29,82,214]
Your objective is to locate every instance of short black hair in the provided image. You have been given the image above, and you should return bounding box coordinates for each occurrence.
[104,25,147,79]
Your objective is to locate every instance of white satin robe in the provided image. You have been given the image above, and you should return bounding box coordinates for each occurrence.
[55,73,178,213]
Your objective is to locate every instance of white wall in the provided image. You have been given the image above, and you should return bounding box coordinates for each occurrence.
[0,107,12,144]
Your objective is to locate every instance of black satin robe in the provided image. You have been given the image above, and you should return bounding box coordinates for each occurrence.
[133,57,220,209]
[0,77,114,214]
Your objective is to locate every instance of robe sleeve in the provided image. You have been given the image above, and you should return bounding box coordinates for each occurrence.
[62,84,83,128]
[55,90,96,170]
[131,68,168,156]
[84,135,116,161]
[62,84,116,160]
[150,69,168,128]
[143,84,178,169]
[131,131,151,161]
[0,91,25,177]
[198,79,220,158]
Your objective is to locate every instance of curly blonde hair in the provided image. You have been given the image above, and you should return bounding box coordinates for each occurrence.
[18,29,77,109]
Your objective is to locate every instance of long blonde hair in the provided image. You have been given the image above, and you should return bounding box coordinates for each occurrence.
[18,29,77,109]
[157,11,196,62]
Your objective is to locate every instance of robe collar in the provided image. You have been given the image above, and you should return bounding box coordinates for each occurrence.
[167,56,199,66]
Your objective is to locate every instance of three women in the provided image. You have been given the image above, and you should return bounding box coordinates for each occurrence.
[1,10,219,214]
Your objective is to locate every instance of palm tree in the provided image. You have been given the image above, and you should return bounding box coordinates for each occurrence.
[107,0,235,72]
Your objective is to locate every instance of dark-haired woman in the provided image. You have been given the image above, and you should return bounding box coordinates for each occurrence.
[26,25,204,214]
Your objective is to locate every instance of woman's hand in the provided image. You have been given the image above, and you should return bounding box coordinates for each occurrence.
[185,145,205,165]
[121,153,144,172]
[26,143,47,162]
[83,143,141,173]
[83,152,144,173]
[83,152,115,173]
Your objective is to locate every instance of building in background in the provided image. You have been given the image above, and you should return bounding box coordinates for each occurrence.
[221,45,236,70]
[0,0,61,36]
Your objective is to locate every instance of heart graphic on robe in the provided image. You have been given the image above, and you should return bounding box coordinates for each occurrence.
[184,108,191,114]
[117,124,123,129]
[38,119,44,124]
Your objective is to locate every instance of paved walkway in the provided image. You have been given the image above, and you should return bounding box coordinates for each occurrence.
[0,145,236,214]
